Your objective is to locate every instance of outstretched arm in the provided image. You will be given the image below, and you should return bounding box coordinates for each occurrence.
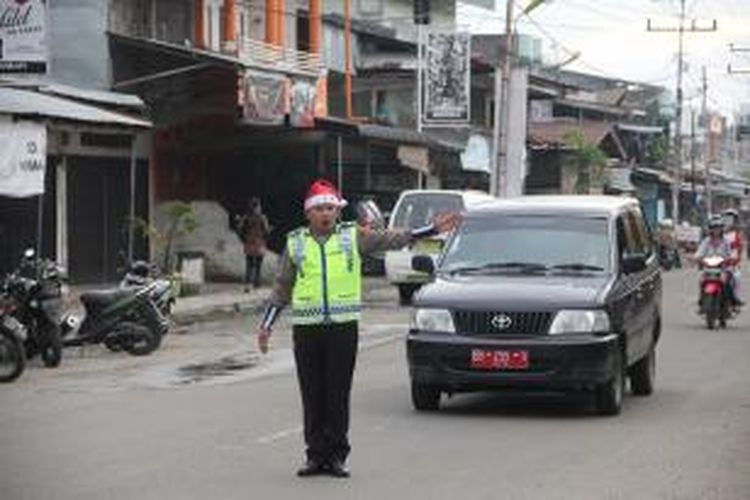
[358,213,462,255]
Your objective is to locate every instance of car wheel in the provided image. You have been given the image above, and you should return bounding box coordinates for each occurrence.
[629,346,655,396]
[595,348,624,416]
[399,284,418,306]
[411,382,441,411]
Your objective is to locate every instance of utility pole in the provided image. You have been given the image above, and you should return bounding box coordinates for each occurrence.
[690,107,696,198]
[701,65,713,215]
[647,0,717,223]
[490,0,514,197]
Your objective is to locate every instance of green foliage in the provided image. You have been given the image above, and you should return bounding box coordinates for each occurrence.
[132,201,198,273]
[646,136,669,169]
[563,130,609,194]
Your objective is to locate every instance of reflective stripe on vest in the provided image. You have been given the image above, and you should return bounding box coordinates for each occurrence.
[289,223,362,325]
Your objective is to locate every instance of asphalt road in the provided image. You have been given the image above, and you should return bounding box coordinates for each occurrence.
[1,270,750,500]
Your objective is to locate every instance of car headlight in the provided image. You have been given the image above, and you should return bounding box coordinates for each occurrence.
[411,308,455,333]
[549,310,610,335]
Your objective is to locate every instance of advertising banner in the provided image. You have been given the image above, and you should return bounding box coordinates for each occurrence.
[0,119,47,197]
[423,31,470,124]
[242,70,289,125]
[0,0,47,73]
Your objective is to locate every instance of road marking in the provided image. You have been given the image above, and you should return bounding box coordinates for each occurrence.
[257,425,303,444]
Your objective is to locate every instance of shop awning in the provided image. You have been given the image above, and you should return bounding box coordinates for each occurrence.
[617,123,665,135]
[0,88,151,128]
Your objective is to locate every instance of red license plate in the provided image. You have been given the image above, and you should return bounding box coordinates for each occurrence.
[471,349,529,371]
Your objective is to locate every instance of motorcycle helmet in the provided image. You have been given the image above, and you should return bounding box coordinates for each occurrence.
[130,261,151,278]
[707,216,724,235]
[722,208,739,228]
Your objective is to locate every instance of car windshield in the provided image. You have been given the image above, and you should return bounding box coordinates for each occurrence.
[391,193,463,230]
[440,215,612,274]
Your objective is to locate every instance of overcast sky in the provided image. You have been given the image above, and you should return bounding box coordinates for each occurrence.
[458,0,750,118]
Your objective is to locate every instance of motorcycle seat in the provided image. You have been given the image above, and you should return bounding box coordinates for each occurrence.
[80,289,136,312]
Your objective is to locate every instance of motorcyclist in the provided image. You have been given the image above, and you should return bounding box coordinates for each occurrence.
[722,209,743,267]
[723,209,744,307]
[656,219,681,269]
[693,216,740,308]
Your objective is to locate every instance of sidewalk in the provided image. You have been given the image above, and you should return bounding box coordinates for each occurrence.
[66,278,400,326]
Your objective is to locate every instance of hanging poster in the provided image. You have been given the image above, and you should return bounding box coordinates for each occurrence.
[0,0,47,73]
[423,31,470,124]
[290,79,317,128]
[242,70,289,125]
[0,119,47,197]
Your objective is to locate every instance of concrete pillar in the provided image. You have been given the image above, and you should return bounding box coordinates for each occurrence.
[55,157,68,273]
[309,0,321,54]
[265,0,279,45]
[194,0,205,48]
[223,0,238,53]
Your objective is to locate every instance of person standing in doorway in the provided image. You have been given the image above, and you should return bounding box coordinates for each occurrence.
[238,198,270,292]
[256,179,460,478]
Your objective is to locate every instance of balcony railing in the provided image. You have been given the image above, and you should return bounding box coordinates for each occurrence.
[238,38,324,77]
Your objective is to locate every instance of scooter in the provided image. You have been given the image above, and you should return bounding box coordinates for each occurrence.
[0,284,27,383]
[699,255,733,330]
[5,249,64,367]
[61,281,165,356]
[120,261,175,317]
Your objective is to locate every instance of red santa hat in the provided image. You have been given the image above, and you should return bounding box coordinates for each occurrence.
[304,179,348,211]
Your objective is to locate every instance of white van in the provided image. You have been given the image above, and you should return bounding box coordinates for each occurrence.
[385,190,494,304]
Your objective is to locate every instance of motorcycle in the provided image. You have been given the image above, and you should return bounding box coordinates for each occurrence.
[60,280,166,356]
[657,243,681,270]
[0,284,27,383]
[699,255,734,330]
[120,261,175,317]
[5,249,64,368]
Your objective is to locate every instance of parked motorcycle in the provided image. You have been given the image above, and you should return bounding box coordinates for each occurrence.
[5,250,64,367]
[60,281,166,356]
[0,284,27,383]
[120,261,175,318]
[699,255,734,330]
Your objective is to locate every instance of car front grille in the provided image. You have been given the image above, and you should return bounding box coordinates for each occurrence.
[452,310,553,336]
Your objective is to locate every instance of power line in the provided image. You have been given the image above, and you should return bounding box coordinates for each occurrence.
[646,0,717,223]
[516,7,620,79]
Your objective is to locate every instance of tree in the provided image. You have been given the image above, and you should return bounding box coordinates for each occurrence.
[132,201,198,273]
[563,130,609,194]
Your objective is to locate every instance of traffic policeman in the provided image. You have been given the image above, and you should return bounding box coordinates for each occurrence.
[257,179,459,478]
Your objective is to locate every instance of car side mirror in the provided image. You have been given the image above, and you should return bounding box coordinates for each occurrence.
[411,255,435,275]
[622,253,647,274]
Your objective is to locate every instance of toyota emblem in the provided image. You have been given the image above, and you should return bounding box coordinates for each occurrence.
[491,314,512,330]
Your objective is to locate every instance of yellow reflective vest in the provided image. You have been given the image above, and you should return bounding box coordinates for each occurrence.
[288,223,362,325]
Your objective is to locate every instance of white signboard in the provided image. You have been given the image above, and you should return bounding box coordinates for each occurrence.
[423,31,470,125]
[0,119,46,197]
[461,134,490,173]
[0,0,47,73]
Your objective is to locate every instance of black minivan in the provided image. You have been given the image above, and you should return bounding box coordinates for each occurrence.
[407,196,662,415]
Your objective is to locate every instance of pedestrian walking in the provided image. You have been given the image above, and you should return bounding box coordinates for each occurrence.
[256,179,460,478]
[237,198,270,292]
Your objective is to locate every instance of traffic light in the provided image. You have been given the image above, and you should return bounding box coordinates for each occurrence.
[414,0,430,25]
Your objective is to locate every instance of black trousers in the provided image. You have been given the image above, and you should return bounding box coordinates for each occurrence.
[293,321,358,463]
[244,255,263,288]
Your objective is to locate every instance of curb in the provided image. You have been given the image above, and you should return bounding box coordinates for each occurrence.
[173,301,266,325]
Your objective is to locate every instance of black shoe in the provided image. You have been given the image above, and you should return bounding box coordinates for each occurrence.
[325,460,350,478]
[297,460,325,477]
